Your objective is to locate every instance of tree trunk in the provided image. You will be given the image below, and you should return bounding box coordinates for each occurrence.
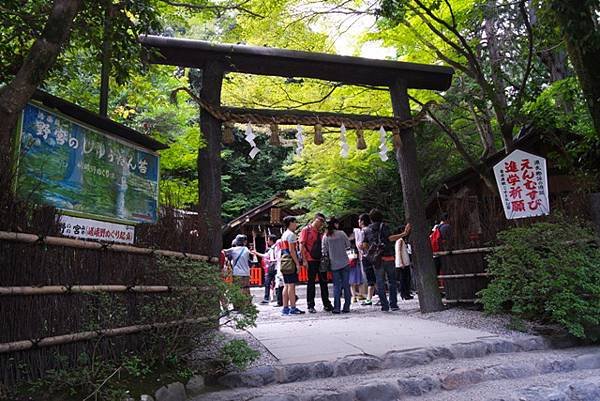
[192,62,224,257]
[0,0,82,176]
[99,3,114,117]
[483,0,514,152]
[468,102,496,159]
[549,0,600,136]
[390,79,444,313]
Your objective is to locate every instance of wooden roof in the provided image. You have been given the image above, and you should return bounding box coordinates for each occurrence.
[140,35,453,90]
[32,90,168,151]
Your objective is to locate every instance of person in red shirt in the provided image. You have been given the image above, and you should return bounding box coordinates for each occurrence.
[299,213,333,313]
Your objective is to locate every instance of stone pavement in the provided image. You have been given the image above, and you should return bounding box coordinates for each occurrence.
[248,285,502,365]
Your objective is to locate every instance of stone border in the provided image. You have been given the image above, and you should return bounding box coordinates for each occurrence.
[218,336,550,389]
[494,376,600,401]
[242,352,600,401]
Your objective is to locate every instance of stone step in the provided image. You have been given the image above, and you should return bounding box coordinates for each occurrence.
[191,345,600,401]
[217,336,549,389]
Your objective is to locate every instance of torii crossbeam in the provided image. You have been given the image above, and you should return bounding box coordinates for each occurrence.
[140,35,454,313]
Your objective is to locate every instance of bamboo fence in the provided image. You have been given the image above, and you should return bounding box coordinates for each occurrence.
[0,317,211,354]
[0,230,219,263]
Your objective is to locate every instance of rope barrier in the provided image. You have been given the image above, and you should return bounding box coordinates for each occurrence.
[171,87,436,132]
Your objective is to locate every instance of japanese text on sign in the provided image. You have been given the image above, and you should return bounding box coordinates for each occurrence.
[493,149,549,219]
[58,215,135,244]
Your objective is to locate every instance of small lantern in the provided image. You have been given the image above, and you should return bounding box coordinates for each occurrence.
[356,127,367,150]
[223,122,234,144]
[314,124,324,145]
[269,123,281,146]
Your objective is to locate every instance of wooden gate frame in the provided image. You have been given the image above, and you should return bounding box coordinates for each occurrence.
[139,36,454,312]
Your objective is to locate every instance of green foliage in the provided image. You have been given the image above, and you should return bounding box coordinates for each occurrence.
[219,339,260,371]
[523,77,600,176]
[480,219,600,339]
[221,128,303,221]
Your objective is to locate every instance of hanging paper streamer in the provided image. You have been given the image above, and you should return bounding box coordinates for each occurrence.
[339,124,349,158]
[378,126,389,161]
[295,125,304,156]
[245,122,260,159]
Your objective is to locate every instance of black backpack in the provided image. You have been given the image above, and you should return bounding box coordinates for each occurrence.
[366,224,386,268]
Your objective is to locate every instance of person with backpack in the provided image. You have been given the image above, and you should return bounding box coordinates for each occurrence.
[223,234,252,308]
[252,234,280,304]
[354,213,377,306]
[300,213,333,313]
[430,212,451,278]
[321,217,352,314]
[362,209,408,312]
[279,216,305,316]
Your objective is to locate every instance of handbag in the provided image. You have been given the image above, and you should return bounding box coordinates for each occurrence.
[319,255,331,272]
[280,254,296,275]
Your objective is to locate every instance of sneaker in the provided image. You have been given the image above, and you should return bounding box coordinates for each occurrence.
[260,299,269,304]
[361,300,372,306]
[282,307,290,316]
[391,306,400,311]
[308,307,317,314]
[332,310,341,314]
[290,307,305,314]
[342,309,350,314]
[323,305,334,312]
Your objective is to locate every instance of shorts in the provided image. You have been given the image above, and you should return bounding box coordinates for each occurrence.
[283,273,299,284]
[360,259,376,286]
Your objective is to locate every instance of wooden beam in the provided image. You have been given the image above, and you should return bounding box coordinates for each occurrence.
[220,106,402,130]
[390,79,444,313]
[140,36,453,90]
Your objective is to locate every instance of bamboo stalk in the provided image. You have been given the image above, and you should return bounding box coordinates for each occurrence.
[443,298,479,304]
[0,317,211,353]
[0,285,211,296]
[0,231,219,263]
[433,247,496,256]
[437,273,490,279]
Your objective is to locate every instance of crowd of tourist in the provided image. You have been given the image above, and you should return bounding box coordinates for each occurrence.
[222,209,451,316]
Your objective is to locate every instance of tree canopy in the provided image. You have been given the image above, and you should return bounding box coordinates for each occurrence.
[1,0,599,226]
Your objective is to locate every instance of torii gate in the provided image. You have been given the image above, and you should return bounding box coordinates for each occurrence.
[140,35,453,312]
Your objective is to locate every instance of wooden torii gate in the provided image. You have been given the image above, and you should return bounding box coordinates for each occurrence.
[140,35,454,312]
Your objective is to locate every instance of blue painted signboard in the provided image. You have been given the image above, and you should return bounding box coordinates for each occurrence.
[17,103,159,223]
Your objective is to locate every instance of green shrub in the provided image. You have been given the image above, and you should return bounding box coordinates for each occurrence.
[480,220,600,339]
[219,339,260,371]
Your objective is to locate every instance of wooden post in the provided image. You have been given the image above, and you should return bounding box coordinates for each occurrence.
[196,61,224,257]
[390,79,444,313]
